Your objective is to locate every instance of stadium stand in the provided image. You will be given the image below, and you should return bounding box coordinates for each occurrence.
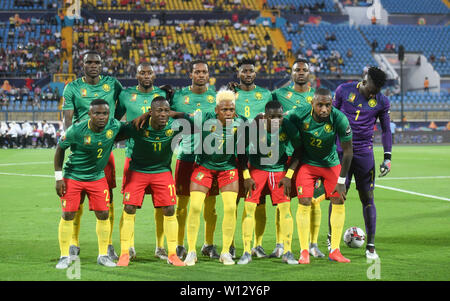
[0,0,448,129]
[359,25,450,76]
[71,18,289,77]
[379,0,449,15]
[282,23,378,76]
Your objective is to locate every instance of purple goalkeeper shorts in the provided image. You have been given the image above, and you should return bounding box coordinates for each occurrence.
[338,151,375,192]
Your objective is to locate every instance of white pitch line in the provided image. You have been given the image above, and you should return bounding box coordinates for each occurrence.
[0,172,53,178]
[375,184,450,202]
[377,176,450,180]
[0,161,53,166]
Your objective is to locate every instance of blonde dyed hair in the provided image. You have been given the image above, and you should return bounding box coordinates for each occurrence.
[215,90,236,105]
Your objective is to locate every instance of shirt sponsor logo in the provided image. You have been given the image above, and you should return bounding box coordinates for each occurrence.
[106,129,113,139]
[347,93,356,103]
[102,84,110,92]
[84,135,91,145]
[368,98,377,107]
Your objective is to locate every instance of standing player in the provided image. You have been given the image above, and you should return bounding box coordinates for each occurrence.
[115,62,169,261]
[181,90,247,266]
[271,58,326,258]
[228,58,273,258]
[284,88,353,264]
[331,67,391,260]
[238,100,301,265]
[171,60,219,259]
[62,51,123,260]
[54,99,122,269]
[116,96,186,267]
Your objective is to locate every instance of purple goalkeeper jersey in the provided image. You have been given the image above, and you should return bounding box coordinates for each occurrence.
[333,82,392,153]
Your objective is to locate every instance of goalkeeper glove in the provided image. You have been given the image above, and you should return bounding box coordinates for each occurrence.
[379,159,391,177]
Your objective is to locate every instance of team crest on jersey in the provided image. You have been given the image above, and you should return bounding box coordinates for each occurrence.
[84,135,91,145]
[165,129,174,137]
[297,186,303,195]
[279,132,287,141]
[255,92,262,100]
[210,125,216,133]
[286,92,293,99]
[184,96,190,104]
[61,134,66,141]
[195,172,204,181]
[102,84,110,92]
[368,98,377,107]
[61,200,66,208]
[324,123,333,133]
[131,94,137,102]
[207,95,215,103]
[81,89,87,97]
[106,129,113,139]
[347,93,356,103]
[306,96,313,104]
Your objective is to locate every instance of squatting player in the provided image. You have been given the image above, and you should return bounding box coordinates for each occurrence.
[116,96,186,267]
[171,60,220,260]
[115,62,170,261]
[54,99,123,269]
[238,100,301,265]
[228,58,273,258]
[272,58,326,258]
[285,88,353,264]
[176,90,248,266]
[62,51,123,260]
[331,66,392,260]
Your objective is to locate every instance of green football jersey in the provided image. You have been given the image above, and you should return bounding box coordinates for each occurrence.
[120,117,187,174]
[286,104,352,167]
[59,118,124,181]
[62,76,123,124]
[273,86,315,156]
[235,85,272,121]
[193,112,247,171]
[248,118,301,172]
[116,86,167,158]
[171,86,217,162]
[272,86,315,111]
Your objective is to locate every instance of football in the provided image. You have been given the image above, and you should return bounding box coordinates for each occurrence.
[343,227,366,248]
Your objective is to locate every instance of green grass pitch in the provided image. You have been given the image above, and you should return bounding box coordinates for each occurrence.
[0,145,449,281]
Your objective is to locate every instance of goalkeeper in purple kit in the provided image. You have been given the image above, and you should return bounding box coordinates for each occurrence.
[331,67,392,259]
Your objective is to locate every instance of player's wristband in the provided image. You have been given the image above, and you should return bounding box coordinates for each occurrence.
[384,152,392,161]
[243,169,251,180]
[55,171,63,181]
[285,169,295,179]
[337,176,346,185]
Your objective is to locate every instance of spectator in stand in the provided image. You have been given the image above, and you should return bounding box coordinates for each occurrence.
[424,77,429,92]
